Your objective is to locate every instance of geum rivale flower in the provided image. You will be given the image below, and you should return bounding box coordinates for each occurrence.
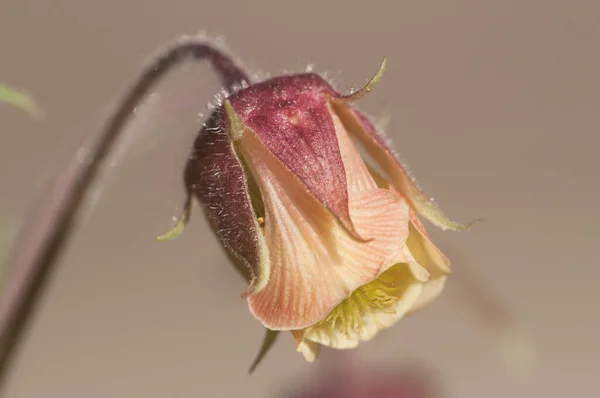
[159,58,475,369]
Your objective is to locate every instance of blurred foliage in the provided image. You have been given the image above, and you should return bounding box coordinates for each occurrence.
[0,83,41,281]
[277,353,434,398]
[0,83,41,118]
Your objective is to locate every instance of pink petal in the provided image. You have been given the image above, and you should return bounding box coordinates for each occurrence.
[332,99,473,231]
[407,276,447,314]
[239,109,411,330]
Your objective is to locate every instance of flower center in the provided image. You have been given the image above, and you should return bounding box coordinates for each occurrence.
[311,263,415,336]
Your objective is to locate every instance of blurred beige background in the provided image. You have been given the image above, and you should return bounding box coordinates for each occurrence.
[1,0,599,397]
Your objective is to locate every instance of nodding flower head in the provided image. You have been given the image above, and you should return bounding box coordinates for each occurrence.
[158,52,476,368]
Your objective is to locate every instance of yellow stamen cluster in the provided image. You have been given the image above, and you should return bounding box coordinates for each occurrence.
[311,263,414,336]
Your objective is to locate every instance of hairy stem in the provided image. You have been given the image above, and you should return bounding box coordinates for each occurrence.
[0,36,251,388]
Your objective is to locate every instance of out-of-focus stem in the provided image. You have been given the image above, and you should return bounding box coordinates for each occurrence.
[0,36,250,389]
[449,263,535,380]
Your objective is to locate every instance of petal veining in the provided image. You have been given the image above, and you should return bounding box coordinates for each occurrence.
[332,99,474,231]
[228,75,366,240]
[240,113,410,330]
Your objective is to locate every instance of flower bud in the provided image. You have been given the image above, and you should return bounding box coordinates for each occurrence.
[159,58,474,367]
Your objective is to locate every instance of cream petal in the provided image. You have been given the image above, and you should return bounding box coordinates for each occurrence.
[406,209,451,276]
[240,115,410,330]
[296,339,321,362]
[404,209,451,314]
[291,330,321,362]
[393,245,430,283]
[407,276,447,314]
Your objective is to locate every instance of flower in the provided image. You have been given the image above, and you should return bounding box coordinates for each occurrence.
[159,58,474,367]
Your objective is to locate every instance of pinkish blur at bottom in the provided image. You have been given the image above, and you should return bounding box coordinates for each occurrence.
[280,352,433,398]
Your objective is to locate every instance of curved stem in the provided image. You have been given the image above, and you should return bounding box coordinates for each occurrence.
[0,36,251,387]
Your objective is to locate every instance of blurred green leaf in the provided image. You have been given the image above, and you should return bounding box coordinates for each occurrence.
[1,83,42,285]
[0,83,41,118]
